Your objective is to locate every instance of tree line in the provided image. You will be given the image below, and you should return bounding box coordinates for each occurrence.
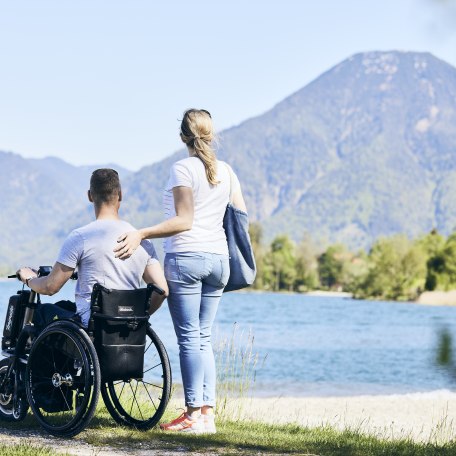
[249,225,456,300]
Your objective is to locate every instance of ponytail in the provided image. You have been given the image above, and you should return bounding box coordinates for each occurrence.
[180,109,219,185]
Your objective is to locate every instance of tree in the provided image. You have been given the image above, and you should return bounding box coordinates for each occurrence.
[248,222,265,289]
[419,229,446,291]
[295,235,320,291]
[318,244,351,290]
[430,233,456,290]
[264,235,296,291]
[357,235,427,300]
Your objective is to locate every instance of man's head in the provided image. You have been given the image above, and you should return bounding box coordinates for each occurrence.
[88,168,122,209]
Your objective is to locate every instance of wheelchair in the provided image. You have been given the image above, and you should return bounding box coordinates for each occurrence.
[0,266,172,437]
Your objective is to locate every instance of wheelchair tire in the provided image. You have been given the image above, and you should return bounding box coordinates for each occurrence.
[26,321,101,437]
[0,358,28,422]
[101,325,172,429]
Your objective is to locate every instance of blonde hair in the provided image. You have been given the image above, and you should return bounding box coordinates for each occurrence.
[180,109,219,185]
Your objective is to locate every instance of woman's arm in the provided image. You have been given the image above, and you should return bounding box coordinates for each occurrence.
[231,187,247,212]
[114,186,194,260]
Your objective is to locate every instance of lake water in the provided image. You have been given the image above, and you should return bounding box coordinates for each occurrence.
[0,280,455,397]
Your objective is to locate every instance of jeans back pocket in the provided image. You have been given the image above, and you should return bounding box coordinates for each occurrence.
[176,254,208,284]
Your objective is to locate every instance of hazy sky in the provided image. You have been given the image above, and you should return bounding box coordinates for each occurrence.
[1,0,455,170]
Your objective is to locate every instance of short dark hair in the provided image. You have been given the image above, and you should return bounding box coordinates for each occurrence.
[90,168,121,205]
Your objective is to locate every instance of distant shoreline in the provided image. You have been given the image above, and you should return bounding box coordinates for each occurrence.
[304,290,353,298]
[1,280,455,307]
[241,288,456,307]
[416,290,456,306]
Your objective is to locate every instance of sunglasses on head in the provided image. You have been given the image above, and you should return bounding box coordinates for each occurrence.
[185,109,211,118]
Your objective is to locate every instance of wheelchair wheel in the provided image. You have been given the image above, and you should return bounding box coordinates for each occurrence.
[26,321,100,437]
[101,325,171,429]
[0,358,28,422]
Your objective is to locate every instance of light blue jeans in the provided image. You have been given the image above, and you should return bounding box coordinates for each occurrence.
[164,252,230,408]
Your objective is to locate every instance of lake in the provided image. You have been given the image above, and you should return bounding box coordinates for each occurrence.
[0,280,455,397]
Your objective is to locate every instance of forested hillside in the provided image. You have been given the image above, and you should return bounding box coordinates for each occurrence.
[2,50,456,268]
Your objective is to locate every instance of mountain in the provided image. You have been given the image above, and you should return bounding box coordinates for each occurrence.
[123,51,456,248]
[2,50,456,268]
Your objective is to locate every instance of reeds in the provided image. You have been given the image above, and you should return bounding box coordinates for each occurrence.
[213,323,266,420]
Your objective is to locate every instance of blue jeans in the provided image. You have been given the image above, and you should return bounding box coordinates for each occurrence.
[164,252,230,408]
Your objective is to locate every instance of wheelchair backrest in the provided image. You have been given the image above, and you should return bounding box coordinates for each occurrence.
[90,284,153,381]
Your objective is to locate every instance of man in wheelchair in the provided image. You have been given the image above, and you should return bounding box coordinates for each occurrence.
[16,168,168,328]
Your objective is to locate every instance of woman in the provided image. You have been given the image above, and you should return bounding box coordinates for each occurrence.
[114,109,247,434]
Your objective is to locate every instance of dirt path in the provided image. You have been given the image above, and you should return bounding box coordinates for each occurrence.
[0,427,218,456]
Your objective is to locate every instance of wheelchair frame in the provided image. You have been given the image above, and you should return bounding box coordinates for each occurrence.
[0,271,172,437]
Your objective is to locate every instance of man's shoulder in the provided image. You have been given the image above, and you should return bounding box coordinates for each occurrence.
[70,220,135,237]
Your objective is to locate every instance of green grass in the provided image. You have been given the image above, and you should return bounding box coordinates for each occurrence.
[0,443,63,456]
[1,329,453,455]
[83,415,456,456]
[1,404,456,456]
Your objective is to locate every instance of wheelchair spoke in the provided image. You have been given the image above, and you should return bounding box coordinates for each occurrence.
[60,355,72,373]
[141,381,157,411]
[31,380,53,387]
[129,381,144,420]
[24,323,101,437]
[144,340,153,354]
[117,382,126,401]
[40,357,54,369]
[33,375,53,380]
[49,388,56,407]
[143,362,161,374]
[128,383,135,416]
[141,380,163,389]
[57,387,72,413]
[100,326,170,429]
[51,347,57,371]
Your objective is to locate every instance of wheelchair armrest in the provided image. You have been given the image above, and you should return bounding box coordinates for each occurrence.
[147,283,165,296]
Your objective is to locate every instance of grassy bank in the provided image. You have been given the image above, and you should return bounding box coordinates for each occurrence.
[0,443,62,456]
[1,405,456,456]
[85,417,456,455]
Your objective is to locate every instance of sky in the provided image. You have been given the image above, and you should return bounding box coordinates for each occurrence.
[1,0,455,171]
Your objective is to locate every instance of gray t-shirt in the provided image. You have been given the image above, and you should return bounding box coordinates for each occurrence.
[57,219,158,326]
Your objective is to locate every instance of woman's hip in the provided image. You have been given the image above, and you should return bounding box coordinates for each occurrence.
[164,251,229,290]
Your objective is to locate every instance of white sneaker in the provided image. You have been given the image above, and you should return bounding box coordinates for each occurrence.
[200,414,216,434]
[160,412,204,433]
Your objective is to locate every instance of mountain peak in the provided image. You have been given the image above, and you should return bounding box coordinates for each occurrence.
[2,50,456,266]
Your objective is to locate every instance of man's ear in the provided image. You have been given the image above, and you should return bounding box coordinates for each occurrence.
[118,190,122,202]
[88,190,94,202]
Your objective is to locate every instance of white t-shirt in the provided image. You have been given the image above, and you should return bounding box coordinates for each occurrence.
[163,157,240,254]
[57,219,158,326]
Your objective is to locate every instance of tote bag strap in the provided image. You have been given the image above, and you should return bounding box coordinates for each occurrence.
[224,162,235,204]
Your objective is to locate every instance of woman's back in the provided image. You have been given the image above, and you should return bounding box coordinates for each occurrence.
[163,157,239,254]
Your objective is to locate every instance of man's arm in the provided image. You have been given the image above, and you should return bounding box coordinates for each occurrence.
[143,262,169,315]
[17,262,75,296]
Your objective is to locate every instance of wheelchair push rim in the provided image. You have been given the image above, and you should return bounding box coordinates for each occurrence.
[25,321,100,437]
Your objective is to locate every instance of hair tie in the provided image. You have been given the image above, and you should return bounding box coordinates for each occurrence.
[193,135,200,140]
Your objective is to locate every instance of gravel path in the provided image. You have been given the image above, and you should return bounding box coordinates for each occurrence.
[0,427,218,456]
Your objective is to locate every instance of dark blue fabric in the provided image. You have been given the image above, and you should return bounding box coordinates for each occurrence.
[223,203,256,292]
[33,301,78,329]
